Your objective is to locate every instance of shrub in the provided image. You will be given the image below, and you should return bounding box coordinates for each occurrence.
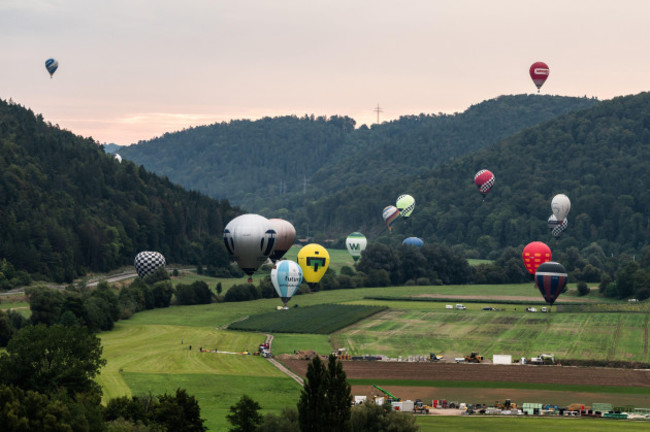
[577,281,590,296]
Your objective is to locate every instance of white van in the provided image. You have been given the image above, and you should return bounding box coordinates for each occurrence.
[455,304,466,310]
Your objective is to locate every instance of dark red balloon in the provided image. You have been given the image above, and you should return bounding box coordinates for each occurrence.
[474,169,495,197]
[522,241,552,275]
[529,62,549,91]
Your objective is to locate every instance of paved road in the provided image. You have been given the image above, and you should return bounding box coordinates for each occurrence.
[264,333,304,386]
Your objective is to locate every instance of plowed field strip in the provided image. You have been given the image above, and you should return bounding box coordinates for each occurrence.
[282,359,650,388]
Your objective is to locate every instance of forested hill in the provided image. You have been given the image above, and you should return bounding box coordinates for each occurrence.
[118,95,598,210]
[297,92,650,258]
[0,99,239,283]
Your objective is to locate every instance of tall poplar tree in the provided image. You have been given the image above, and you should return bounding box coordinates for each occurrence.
[297,354,351,432]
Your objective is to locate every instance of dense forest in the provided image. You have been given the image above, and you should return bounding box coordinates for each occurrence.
[118,95,599,210]
[294,92,650,258]
[0,99,238,283]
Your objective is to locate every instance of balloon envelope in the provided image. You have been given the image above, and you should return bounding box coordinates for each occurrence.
[535,261,567,305]
[522,241,552,275]
[402,237,424,248]
[345,232,367,261]
[396,194,415,218]
[45,58,58,77]
[529,61,549,90]
[271,260,303,306]
[297,243,330,288]
[382,205,400,231]
[268,218,296,262]
[134,251,166,278]
[474,169,495,197]
[223,214,276,277]
[551,194,571,221]
[548,215,568,237]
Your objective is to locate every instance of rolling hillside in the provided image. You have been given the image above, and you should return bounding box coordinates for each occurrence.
[117,95,598,211]
[296,92,650,257]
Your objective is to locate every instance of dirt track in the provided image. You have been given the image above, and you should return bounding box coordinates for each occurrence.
[281,359,650,388]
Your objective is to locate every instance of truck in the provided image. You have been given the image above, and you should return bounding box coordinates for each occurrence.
[529,353,555,365]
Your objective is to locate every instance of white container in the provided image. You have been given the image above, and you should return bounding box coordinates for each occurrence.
[493,354,512,365]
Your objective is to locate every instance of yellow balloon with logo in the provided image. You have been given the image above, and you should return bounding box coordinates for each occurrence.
[297,243,330,289]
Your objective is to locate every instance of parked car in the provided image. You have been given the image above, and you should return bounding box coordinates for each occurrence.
[456,304,466,310]
[482,307,497,311]
[525,307,538,312]
[445,305,453,309]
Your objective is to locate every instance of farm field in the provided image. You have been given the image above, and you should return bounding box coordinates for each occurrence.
[229,304,387,333]
[91,250,649,430]
[330,305,650,361]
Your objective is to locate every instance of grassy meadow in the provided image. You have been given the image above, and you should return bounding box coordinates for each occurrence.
[85,248,648,430]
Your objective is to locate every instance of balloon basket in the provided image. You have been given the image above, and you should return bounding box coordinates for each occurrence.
[247,277,253,283]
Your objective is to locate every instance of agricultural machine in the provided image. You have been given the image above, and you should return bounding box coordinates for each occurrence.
[464,352,484,363]
[372,384,400,402]
[413,399,431,414]
[495,399,518,410]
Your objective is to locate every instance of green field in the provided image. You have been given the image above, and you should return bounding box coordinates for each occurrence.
[330,304,650,361]
[95,276,650,430]
[229,304,387,334]
[415,417,650,432]
[75,249,649,430]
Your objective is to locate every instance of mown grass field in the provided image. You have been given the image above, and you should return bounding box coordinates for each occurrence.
[415,417,650,432]
[331,303,650,361]
[97,323,302,431]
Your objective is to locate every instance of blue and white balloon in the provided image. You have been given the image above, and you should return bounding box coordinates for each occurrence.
[45,58,58,77]
[270,260,303,307]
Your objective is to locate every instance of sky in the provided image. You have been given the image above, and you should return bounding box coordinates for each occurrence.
[1,1,649,146]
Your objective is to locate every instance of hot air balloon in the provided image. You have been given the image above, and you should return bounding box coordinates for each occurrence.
[223,214,276,282]
[45,58,58,78]
[535,261,568,306]
[382,205,400,231]
[271,260,303,308]
[474,169,495,199]
[396,194,415,219]
[402,237,424,248]
[297,243,330,289]
[345,232,367,262]
[134,251,166,279]
[268,218,296,263]
[529,61,549,92]
[551,194,571,222]
[522,241,552,275]
[548,214,568,238]
[114,154,122,163]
